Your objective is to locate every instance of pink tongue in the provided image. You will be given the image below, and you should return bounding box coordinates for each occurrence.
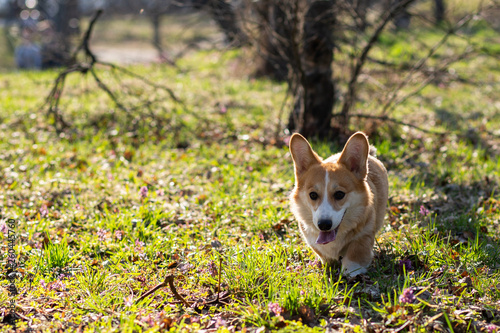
[316,230,337,244]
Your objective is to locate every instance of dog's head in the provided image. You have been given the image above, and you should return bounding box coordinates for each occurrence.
[289,132,371,244]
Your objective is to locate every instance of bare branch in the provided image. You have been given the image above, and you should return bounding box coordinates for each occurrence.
[71,9,103,65]
[380,11,478,116]
[41,9,187,134]
[384,47,475,115]
[339,0,417,126]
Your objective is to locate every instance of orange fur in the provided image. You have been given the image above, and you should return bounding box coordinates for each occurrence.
[289,132,389,276]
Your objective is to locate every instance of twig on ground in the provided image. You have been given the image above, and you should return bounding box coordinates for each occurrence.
[165,275,192,307]
[136,275,191,307]
[216,255,222,303]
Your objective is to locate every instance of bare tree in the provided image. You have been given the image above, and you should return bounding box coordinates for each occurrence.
[288,0,336,137]
[42,10,185,137]
[236,0,492,140]
[253,0,294,81]
[192,0,248,47]
[241,0,416,138]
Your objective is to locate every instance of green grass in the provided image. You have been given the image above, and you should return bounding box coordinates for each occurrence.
[0,9,500,333]
[0,28,15,69]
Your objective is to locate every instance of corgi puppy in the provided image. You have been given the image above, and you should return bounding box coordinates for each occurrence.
[289,132,388,276]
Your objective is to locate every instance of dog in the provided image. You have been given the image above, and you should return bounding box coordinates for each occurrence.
[289,132,388,276]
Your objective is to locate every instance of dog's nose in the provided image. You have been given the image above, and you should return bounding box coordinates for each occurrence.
[318,219,332,231]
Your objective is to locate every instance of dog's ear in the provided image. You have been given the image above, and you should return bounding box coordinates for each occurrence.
[290,133,321,177]
[339,132,369,180]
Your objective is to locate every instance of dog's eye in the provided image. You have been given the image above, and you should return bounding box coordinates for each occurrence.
[309,192,319,200]
[333,191,345,200]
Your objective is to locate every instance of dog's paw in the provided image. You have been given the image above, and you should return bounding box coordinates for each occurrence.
[342,258,367,277]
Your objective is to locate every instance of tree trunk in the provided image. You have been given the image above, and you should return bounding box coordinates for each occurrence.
[253,0,293,81]
[434,0,445,24]
[287,0,336,138]
[193,0,248,47]
[151,14,163,56]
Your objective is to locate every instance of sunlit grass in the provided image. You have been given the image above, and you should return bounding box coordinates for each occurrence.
[0,12,499,333]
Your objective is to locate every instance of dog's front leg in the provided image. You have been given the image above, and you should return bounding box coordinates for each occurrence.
[342,235,374,276]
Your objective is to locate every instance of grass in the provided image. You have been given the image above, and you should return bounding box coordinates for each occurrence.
[0,9,500,333]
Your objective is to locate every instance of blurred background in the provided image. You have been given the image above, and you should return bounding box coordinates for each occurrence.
[1,0,498,70]
[0,0,225,69]
[0,0,499,141]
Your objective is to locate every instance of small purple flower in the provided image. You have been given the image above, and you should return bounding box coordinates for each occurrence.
[268,302,284,315]
[0,222,7,236]
[156,189,165,196]
[40,205,49,218]
[115,230,124,240]
[139,186,148,199]
[487,325,498,333]
[51,280,66,291]
[419,205,430,216]
[135,240,145,253]
[308,259,322,269]
[141,313,155,327]
[215,317,227,328]
[97,228,107,242]
[42,279,66,291]
[399,259,413,272]
[40,279,47,289]
[124,295,134,307]
[399,288,416,304]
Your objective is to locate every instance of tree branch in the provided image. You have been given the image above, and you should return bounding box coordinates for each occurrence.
[71,9,103,65]
[339,0,417,126]
[42,9,184,134]
[380,11,477,116]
